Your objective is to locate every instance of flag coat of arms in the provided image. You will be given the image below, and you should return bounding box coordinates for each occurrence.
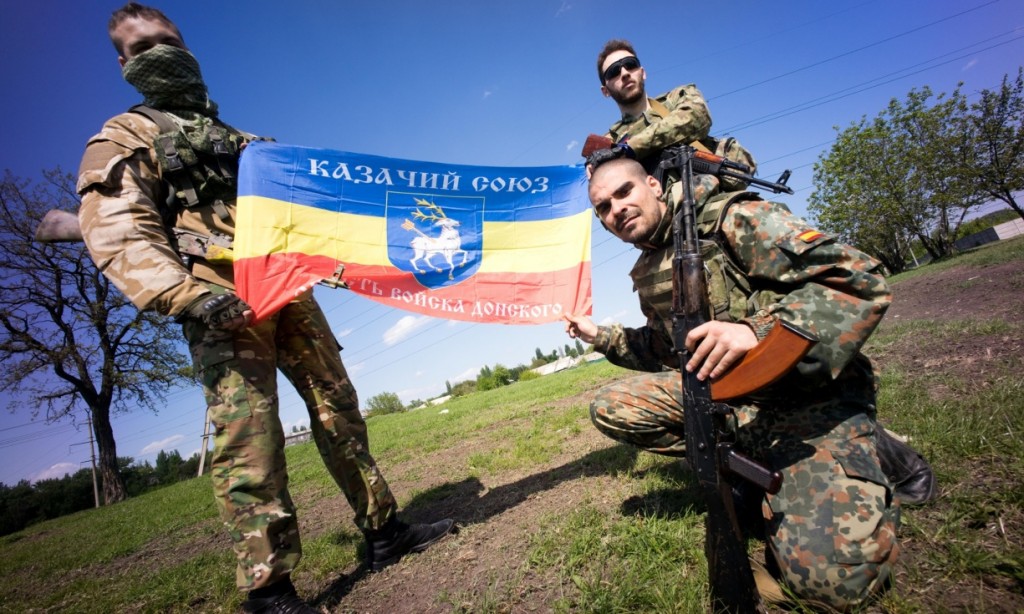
[234,141,592,325]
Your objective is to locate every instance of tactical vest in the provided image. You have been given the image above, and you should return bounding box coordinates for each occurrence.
[630,191,785,330]
[131,104,249,227]
[131,105,261,267]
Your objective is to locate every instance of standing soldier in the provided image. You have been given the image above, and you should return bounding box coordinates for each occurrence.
[76,4,454,612]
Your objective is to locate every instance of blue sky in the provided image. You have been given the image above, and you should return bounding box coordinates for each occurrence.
[1,0,1021,486]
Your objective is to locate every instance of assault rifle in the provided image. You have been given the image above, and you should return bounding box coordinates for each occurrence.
[660,144,816,612]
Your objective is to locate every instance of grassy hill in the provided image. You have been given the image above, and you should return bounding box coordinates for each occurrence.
[2,237,1022,613]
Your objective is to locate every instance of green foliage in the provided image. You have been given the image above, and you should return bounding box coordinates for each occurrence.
[364,391,405,417]
[808,71,1024,270]
[517,369,540,382]
[965,67,1024,220]
[449,379,476,397]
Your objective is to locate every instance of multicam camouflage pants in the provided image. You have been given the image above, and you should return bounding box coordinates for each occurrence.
[590,370,901,610]
[182,289,397,591]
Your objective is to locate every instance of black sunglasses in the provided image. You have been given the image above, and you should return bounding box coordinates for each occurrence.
[602,56,641,84]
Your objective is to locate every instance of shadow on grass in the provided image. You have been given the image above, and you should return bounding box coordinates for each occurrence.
[309,443,641,608]
[401,443,641,526]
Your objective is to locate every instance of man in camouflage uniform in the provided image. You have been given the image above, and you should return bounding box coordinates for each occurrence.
[77,4,453,613]
[595,39,756,192]
[565,155,906,610]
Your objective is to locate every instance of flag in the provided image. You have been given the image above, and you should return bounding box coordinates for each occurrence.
[234,141,592,325]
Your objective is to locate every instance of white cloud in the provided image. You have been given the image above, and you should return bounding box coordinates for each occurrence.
[30,462,79,482]
[450,365,479,384]
[962,59,978,72]
[383,315,431,346]
[600,309,635,326]
[566,139,579,152]
[555,1,572,17]
[482,89,493,99]
[140,434,187,456]
[335,327,354,338]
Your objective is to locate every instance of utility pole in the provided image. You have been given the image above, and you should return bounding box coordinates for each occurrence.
[71,415,101,508]
[197,408,212,477]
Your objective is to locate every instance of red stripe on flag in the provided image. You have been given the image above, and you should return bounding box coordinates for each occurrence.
[235,254,592,325]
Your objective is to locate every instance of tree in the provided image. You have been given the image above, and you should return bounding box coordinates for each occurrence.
[155,450,185,484]
[449,380,476,397]
[492,364,512,387]
[966,68,1024,220]
[810,86,978,269]
[575,339,585,356]
[0,170,191,504]
[364,391,404,417]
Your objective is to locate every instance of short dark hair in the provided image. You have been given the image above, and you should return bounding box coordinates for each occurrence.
[590,155,647,184]
[597,39,637,84]
[108,2,183,55]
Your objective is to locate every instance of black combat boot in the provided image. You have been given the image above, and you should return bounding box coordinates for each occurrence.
[877,428,938,506]
[241,576,318,614]
[364,516,456,572]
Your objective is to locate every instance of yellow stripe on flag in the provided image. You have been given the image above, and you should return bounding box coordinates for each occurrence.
[237,195,593,274]
[479,210,592,273]
[236,195,391,265]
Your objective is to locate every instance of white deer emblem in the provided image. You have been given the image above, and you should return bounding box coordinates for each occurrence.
[402,199,470,280]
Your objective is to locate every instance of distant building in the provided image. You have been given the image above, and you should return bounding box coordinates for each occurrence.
[955,217,1024,251]
[285,429,312,447]
[530,352,604,376]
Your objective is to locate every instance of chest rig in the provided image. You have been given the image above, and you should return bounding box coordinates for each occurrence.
[132,104,251,265]
[630,191,785,329]
[133,104,246,222]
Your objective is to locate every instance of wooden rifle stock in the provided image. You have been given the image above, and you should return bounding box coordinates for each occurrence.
[711,320,817,401]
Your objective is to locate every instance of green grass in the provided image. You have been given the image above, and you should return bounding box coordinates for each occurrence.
[888,234,1023,284]
[1,240,1022,612]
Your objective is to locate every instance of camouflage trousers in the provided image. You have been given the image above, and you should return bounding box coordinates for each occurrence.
[182,289,397,591]
[591,370,901,610]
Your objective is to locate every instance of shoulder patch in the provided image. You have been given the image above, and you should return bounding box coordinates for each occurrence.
[797,229,824,243]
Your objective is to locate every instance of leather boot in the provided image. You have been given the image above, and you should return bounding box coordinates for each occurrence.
[241,576,318,614]
[877,428,938,506]
[364,516,456,571]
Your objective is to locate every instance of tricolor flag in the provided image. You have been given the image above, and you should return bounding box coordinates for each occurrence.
[234,141,592,325]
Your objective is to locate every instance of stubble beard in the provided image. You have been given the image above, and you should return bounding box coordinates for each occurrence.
[609,79,646,107]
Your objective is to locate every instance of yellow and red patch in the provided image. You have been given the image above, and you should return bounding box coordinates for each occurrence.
[797,229,824,243]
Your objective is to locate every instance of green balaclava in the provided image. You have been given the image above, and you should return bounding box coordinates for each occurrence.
[122,44,218,117]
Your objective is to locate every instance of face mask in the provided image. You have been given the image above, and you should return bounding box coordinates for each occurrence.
[122,44,217,116]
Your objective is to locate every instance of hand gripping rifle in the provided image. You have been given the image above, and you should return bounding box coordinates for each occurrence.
[661,145,816,612]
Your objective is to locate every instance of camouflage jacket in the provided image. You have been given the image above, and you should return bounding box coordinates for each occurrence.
[592,187,892,388]
[606,84,756,193]
[606,84,711,167]
[77,110,247,317]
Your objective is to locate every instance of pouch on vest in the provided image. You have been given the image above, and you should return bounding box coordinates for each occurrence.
[132,105,245,219]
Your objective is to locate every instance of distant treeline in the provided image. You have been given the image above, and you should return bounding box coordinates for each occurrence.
[0,450,205,536]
